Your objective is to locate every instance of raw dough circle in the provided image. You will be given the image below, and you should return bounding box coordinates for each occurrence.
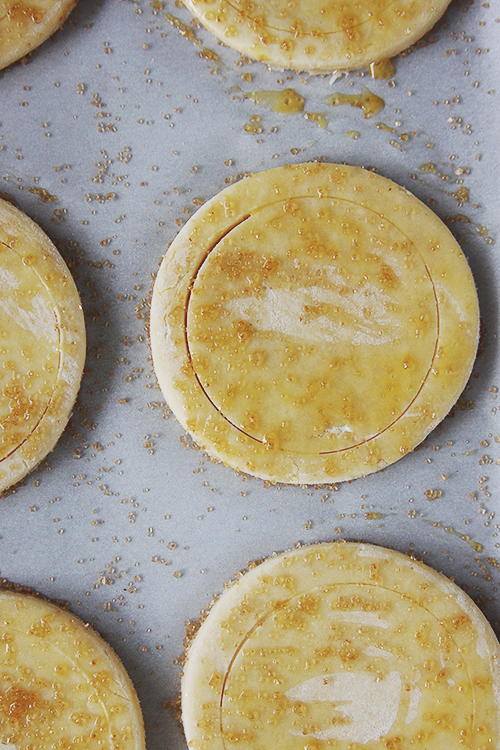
[182,542,500,750]
[0,199,85,492]
[0,0,77,70]
[182,0,452,72]
[0,587,145,748]
[150,163,479,485]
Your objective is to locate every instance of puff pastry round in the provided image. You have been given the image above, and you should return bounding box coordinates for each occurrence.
[0,587,145,748]
[0,0,77,69]
[182,0,452,72]
[0,199,85,492]
[150,163,479,485]
[182,542,500,750]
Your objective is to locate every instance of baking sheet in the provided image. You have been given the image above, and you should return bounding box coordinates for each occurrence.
[0,0,499,747]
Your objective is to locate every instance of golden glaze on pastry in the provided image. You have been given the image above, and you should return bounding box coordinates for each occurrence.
[150,163,479,485]
[181,0,452,72]
[0,588,145,748]
[182,542,500,750]
[0,0,77,69]
[0,199,85,492]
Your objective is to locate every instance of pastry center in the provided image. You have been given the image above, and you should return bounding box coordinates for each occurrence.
[186,197,439,454]
[220,583,474,748]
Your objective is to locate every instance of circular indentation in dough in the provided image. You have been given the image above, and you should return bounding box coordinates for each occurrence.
[150,163,479,485]
[182,542,500,750]
[0,588,145,749]
[187,197,439,454]
[181,0,452,72]
[0,199,85,492]
[0,0,77,70]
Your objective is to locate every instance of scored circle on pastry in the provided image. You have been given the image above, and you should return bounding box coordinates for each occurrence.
[150,163,479,485]
[181,542,500,750]
[0,198,85,493]
[181,0,452,72]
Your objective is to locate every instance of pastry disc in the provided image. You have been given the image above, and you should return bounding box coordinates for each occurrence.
[0,0,77,70]
[0,587,146,748]
[182,541,500,750]
[150,163,479,485]
[181,0,452,73]
[0,199,85,492]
